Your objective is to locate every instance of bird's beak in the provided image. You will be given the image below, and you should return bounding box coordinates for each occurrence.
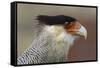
[76,25,87,39]
[64,21,87,39]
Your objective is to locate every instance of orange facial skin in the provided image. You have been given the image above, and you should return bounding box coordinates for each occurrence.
[64,21,81,35]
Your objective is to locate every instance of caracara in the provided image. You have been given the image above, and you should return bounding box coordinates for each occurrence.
[17,15,87,65]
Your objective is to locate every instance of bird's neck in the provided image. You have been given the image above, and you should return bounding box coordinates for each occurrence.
[44,25,77,60]
[45,25,76,46]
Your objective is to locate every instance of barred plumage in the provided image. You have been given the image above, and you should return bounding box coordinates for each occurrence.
[17,26,70,65]
[17,28,51,64]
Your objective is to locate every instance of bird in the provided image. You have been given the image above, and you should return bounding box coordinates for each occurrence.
[17,15,87,65]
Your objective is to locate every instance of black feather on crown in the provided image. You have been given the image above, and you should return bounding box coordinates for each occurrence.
[36,15,77,25]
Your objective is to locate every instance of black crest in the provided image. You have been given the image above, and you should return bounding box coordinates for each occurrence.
[36,15,77,25]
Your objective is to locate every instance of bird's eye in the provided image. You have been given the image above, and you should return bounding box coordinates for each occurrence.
[65,22,69,25]
[64,22,73,29]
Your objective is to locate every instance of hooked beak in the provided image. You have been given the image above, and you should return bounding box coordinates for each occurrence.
[76,25,87,39]
[64,21,87,39]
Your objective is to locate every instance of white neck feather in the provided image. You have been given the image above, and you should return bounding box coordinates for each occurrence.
[44,25,78,60]
[45,25,76,46]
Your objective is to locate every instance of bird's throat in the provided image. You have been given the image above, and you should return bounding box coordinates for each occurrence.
[45,25,76,46]
[45,25,77,61]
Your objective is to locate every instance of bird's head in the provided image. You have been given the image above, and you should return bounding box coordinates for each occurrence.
[37,15,87,45]
[64,21,87,39]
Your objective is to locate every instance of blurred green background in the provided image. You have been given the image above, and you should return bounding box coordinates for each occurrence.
[17,3,97,61]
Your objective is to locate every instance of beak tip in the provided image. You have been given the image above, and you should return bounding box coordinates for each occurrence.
[78,25,87,40]
[85,35,87,40]
[84,28,87,40]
